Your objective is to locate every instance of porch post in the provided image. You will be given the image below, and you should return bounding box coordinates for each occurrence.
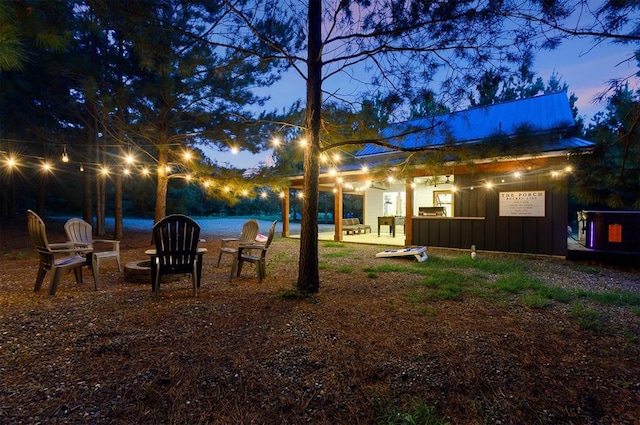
[334,185,343,241]
[405,179,413,246]
[281,189,290,237]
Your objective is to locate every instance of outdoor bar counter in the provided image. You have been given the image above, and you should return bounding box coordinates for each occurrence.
[410,214,567,256]
[411,216,485,251]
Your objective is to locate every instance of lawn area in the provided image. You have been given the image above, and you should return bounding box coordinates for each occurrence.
[1,220,639,424]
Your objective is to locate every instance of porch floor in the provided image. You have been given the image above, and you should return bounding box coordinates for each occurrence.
[289,226,407,247]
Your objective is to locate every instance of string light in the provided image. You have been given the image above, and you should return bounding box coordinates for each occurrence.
[1,146,576,204]
[61,145,69,163]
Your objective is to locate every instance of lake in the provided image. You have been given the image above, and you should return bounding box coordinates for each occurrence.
[103,217,334,238]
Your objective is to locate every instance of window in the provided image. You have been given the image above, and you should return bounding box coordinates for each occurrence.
[433,190,453,217]
[383,192,405,216]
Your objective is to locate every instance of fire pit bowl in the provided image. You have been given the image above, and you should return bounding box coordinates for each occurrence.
[124,260,152,283]
[124,260,180,284]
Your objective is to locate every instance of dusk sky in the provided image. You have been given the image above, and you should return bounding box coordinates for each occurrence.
[215,36,638,170]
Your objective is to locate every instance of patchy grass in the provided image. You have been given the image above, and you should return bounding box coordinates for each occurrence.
[521,293,551,309]
[322,241,347,248]
[570,302,606,332]
[575,288,640,307]
[493,273,541,293]
[373,398,450,425]
[322,248,355,258]
[336,266,354,273]
[371,252,640,327]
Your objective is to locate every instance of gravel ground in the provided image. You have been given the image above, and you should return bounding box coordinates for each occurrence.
[1,218,639,424]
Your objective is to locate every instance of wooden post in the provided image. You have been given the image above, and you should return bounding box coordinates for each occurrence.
[405,180,414,246]
[281,189,290,237]
[334,185,343,241]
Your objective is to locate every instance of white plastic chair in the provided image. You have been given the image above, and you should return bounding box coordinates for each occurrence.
[64,218,121,286]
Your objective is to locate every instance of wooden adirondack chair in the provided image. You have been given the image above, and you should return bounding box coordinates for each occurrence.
[233,220,277,282]
[27,210,92,296]
[216,219,259,267]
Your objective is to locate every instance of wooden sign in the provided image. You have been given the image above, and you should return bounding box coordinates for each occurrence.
[499,191,546,217]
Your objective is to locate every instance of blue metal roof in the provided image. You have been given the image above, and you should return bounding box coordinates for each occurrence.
[542,137,593,151]
[356,91,581,157]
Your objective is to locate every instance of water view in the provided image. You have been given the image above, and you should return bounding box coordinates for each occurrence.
[102,217,334,238]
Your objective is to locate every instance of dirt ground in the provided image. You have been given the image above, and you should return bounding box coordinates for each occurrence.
[1,217,639,424]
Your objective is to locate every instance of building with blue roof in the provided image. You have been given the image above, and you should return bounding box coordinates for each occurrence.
[357,91,586,156]
[286,92,594,256]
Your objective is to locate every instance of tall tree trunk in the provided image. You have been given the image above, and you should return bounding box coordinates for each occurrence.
[96,176,106,236]
[113,126,125,239]
[95,141,106,236]
[1,173,16,219]
[113,58,126,240]
[114,172,123,240]
[82,139,92,226]
[297,0,322,294]
[37,177,46,217]
[80,123,98,225]
[154,147,169,223]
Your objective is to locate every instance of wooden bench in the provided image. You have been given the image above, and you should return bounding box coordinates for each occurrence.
[342,218,371,235]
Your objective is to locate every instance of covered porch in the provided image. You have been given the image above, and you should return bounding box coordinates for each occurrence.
[288,224,406,247]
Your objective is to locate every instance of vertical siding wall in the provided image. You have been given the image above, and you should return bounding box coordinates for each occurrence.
[412,173,568,256]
